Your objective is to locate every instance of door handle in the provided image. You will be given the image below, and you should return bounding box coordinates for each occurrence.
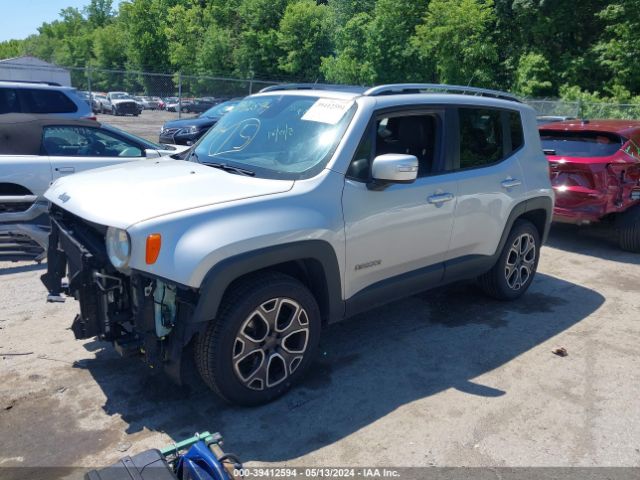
[427,193,454,205]
[55,167,75,174]
[501,178,522,189]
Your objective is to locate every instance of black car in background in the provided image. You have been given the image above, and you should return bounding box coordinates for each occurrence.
[158,99,240,145]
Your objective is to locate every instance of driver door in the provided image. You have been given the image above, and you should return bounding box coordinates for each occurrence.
[44,126,145,182]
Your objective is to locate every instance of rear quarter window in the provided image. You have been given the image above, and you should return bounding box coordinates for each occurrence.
[540,131,623,157]
[18,89,78,114]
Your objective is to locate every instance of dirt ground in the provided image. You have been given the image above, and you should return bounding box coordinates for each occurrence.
[95,110,199,144]
[1,224,639,478]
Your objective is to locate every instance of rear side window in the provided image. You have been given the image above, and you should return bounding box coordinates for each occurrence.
[459,108,503,169]
[18,89,78,114]
[540,131,623,157]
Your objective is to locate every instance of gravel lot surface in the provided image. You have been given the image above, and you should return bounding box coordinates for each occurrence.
[95,110,199,144]
[1,225,639,478]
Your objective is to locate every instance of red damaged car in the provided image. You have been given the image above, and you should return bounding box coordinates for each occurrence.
[540,120,640,252]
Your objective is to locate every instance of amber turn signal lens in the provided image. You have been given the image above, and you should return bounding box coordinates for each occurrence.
[145,234,161,264]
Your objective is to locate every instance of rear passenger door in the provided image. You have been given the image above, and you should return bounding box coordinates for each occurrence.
[44,126,145,180]
[447,107,526,263]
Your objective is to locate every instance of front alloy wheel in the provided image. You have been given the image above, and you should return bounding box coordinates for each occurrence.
[195,272,321,406]
[233,298,309,391]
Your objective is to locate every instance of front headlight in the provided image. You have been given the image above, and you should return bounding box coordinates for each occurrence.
[105,227,131,269]
[180,125,200,135]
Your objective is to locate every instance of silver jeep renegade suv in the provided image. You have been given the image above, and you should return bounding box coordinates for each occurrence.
[42,83,554,405]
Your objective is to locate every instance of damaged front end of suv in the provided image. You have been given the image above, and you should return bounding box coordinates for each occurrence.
[41,205,196,381]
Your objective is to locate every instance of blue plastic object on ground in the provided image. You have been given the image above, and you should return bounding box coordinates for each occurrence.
[176,440,230,480]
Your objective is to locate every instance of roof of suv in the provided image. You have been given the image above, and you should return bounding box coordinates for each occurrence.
[0,80,74,90]
[541,119,640,137]
[259,83,521,104]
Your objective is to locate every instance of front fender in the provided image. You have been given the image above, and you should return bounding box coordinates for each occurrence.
[191,240,344,326]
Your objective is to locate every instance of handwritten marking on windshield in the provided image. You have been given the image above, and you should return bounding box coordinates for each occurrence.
[268,124,294,143]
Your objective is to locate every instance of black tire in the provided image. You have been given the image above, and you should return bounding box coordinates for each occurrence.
[617,204,640,252]
[478,219,540,300]
[195,271,321,406]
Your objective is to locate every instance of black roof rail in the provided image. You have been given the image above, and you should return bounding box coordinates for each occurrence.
[259,83,367,94]
[0,79,63,87]
[363,83,521,103]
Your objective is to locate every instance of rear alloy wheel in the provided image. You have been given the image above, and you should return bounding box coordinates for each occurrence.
[479,219,540,300]
[195,272,321,406]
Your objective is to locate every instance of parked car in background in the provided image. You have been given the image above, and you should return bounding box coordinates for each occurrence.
[166,98,193,112]
[182,98,216,114]
[537,115,576,126]
[0,81,94,119]
[103,91,140,116]
[541,119,640,251]
[0,114,188,261]
[135,96,161,110]
[92,93,108,114]
[159,98,240,145]
[42,83,553,405]
[155,97,166,110]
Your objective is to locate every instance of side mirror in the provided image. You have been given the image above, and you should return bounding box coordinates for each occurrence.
[369,153,418,189]
[145,149,161,158]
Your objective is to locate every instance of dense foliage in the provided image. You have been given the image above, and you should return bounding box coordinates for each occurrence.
[1,0,640,102]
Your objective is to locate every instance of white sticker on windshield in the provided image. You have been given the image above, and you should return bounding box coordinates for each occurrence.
[301,98,353,125]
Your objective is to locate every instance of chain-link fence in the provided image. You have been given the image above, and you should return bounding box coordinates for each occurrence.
[526,99,640,120]
[4,60,640,142]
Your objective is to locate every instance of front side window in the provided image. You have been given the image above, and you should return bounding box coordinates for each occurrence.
[459,108,504,169]
[347,113,439,181]
[19,89,77,114]
[193,95,357,180]
[43,126,143,157]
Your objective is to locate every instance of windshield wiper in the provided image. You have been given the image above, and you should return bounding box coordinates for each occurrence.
[203,161,255,177]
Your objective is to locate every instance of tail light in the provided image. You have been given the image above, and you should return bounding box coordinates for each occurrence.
[82,116,97,121]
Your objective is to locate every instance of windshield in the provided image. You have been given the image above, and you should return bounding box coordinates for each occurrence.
[201,100,239,118]
[540,130,624,157]
[102,124,169,150]
[111,93,131,100]
[193,95,357,180]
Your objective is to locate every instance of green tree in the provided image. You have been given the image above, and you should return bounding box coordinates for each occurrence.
[594,0,640,94]
[0,39,25,59]
[277,0,333,80]
[320,13,375,85]
[412,0,498,86]
[366,0,430,83]
[513,52,553,97]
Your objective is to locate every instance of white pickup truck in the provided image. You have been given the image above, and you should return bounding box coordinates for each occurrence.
[0,113,188,260]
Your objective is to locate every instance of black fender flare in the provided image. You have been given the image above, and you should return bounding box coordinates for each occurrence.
[190,240,344,328]
[496,196,553,254]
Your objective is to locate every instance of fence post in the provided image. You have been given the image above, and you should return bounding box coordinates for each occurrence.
[577,99,583,119]
[178,72,182,118]
[86,66,92,112]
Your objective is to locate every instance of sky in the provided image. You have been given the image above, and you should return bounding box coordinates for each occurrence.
[0,0,123,42]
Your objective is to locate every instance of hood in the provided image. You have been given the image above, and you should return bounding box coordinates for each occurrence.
[112,98,136,105]
[45,159,294,229]
[162,116,218,129]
